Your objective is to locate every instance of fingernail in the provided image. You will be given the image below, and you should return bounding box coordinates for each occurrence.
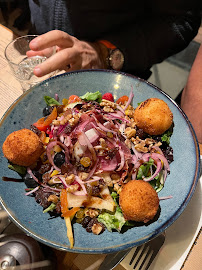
[34,67,42,77]
[30,39,39,50]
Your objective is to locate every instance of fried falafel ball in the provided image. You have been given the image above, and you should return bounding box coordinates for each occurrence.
[119,180,159,223]
[134,98,173,135]
[2,128,44,167]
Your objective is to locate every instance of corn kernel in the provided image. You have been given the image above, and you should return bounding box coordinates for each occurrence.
[125,109,130,116]
[54,145,62,152]
[45,137,50,144]
[62,98,69,105]
[50,170,60,177]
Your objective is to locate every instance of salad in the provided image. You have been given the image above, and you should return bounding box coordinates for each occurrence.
[3,90,174,248]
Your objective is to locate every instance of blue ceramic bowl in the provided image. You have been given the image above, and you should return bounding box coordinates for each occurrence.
[0,70,200,253]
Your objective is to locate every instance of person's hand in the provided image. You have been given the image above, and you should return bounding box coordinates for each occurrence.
[28,30,104,77]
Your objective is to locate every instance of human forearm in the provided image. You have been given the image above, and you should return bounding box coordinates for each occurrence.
[102,11,201,76]
[181,45,202,143]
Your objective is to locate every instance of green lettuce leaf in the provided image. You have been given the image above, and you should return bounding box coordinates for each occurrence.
[44,96,60,106]
[98,207,126,232]
[161,128,173,144]
[80,91,102,103]
[150,171,164,193]
[8,164,26,175]
[98,191,126,232]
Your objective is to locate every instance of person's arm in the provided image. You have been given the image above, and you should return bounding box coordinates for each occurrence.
[181,45,202,143]
[101,9,201,76]
[28,1,201,78]
[68,0,201,77]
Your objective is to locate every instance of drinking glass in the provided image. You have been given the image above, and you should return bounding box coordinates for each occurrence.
[4,35,56,92]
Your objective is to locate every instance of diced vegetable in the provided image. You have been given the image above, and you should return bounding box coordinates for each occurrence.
[33,107,57,131]
[68,95,81,104]
[116,95,129,105]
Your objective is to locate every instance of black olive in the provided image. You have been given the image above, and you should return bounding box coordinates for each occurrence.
[43,105,54,117]
[53,152,65,167]
[23,171,42,188]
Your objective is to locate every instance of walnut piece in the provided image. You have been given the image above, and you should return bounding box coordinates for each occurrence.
[67,184,79,193]
[134,142,148,153]
[85,209,99,218]
[125,127,136,139]
[91,223,104,235]
[69,114,80,126]
[48,194,59,204]
[100,100,117,109]
[65,174,75,185]
[103,106,114,112]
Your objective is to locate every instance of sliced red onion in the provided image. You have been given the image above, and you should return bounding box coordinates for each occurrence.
[163,169,168,184]
[131,154,138,165]
[27,168,61,193]
[99,156,118,171]
[75,120,89,133]
[46,140,71,171]
[85,159,98,181]
[84,176,101,184]
[105,113,130,123]
[57,122,68,135]
[159,195,173,200]
[123,89,134,111]
[57,176,68,188]
[91,122,106,136]
[133,160,142,169]
[27,168,41,184]
[116,104,125,115]
[92,115,116,135]
[117,148,125,171]
[46,141,62,171]
[143,160,162,181]
[152,145,164,155]
[75,175,87,195]
[151,153,170,171]
[142,153,151,162]
[25,186,39,196]
[118,141,131,159]
[55,93,59,101]
[42,186,61,193]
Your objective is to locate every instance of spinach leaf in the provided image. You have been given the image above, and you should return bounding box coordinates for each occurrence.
[44,96,60,106]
